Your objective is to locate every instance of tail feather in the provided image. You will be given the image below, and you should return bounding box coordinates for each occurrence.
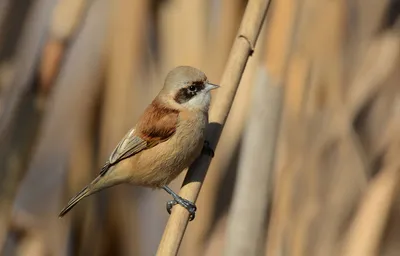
[59,169,116,217]
[58,185,91,217]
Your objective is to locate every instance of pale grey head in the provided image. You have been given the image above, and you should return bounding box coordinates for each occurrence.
[161,66,219,111]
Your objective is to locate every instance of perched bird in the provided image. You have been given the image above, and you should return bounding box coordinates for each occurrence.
[59,66,218,220]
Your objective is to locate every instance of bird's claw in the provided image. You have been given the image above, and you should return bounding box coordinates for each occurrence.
[166,200,177,214]
[202,140,214,158]
[166,197,197,221]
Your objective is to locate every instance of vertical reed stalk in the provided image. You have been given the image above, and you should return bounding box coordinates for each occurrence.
[156,0,270,255]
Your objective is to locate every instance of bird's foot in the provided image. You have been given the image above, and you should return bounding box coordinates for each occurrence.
[166,197,197,221]
[163,185,197,221]
[202,140,214,158]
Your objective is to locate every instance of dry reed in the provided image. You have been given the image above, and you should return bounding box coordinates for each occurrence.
[156,0,270,255]
[0,1,399,255]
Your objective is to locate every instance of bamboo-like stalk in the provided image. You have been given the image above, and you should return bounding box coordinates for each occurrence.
[99,1,149,255]
[39,0,89,100]
[224,67,282,256]
[187,41,261,255]
[0,0,57,152]
[264,1,397,255]
[9,1,109,254]
[66,123,98,256]
[156,0,270,255]
[192,23,267,255]
[0,0,59,251]
[261,1,302,254]
[341,160,400,256]
[181,2,245,254]
[341,106,400,256]
[204,215,229,256]
[158,0,207,75]
[340,35,400,255]
[0,0,11,44]
[50,0,88,41]
[204,0,243,81]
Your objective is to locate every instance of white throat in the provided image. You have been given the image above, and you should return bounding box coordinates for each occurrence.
[181,91,211,112]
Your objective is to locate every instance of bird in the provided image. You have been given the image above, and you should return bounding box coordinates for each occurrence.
[58,66,219,221]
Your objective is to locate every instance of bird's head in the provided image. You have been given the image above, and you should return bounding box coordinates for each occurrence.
[159,66,219,112]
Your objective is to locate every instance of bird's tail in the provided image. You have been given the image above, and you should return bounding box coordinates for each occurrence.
[59,174,105,217]
[59,163,113,217]
[58,184,92,217]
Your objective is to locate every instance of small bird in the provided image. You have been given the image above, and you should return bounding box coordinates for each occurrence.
[59,66,218,220]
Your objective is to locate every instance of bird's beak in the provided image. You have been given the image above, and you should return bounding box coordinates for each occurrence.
[205,82,220,91]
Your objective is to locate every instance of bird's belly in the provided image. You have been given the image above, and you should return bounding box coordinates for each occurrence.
[128,113,207,187]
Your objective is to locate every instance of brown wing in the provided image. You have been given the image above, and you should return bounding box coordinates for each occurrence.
[136,100,179,146]
[100,100,179,176]
[108,128,148,164]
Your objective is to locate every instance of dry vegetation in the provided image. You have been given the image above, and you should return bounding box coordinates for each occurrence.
[0,0,399,255]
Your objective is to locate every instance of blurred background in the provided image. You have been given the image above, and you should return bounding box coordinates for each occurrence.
[0,0,400,255]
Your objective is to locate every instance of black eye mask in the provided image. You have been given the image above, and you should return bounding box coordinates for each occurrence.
[174,82,205,104]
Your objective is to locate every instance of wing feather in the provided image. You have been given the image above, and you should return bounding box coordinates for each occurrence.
[108,128,148,164]
[99,100,179,176]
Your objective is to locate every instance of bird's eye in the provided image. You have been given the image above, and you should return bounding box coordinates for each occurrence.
[189,85,196,91]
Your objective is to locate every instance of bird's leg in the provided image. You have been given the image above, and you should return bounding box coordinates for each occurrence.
[202,140,214,158]
[162,185,197,221]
